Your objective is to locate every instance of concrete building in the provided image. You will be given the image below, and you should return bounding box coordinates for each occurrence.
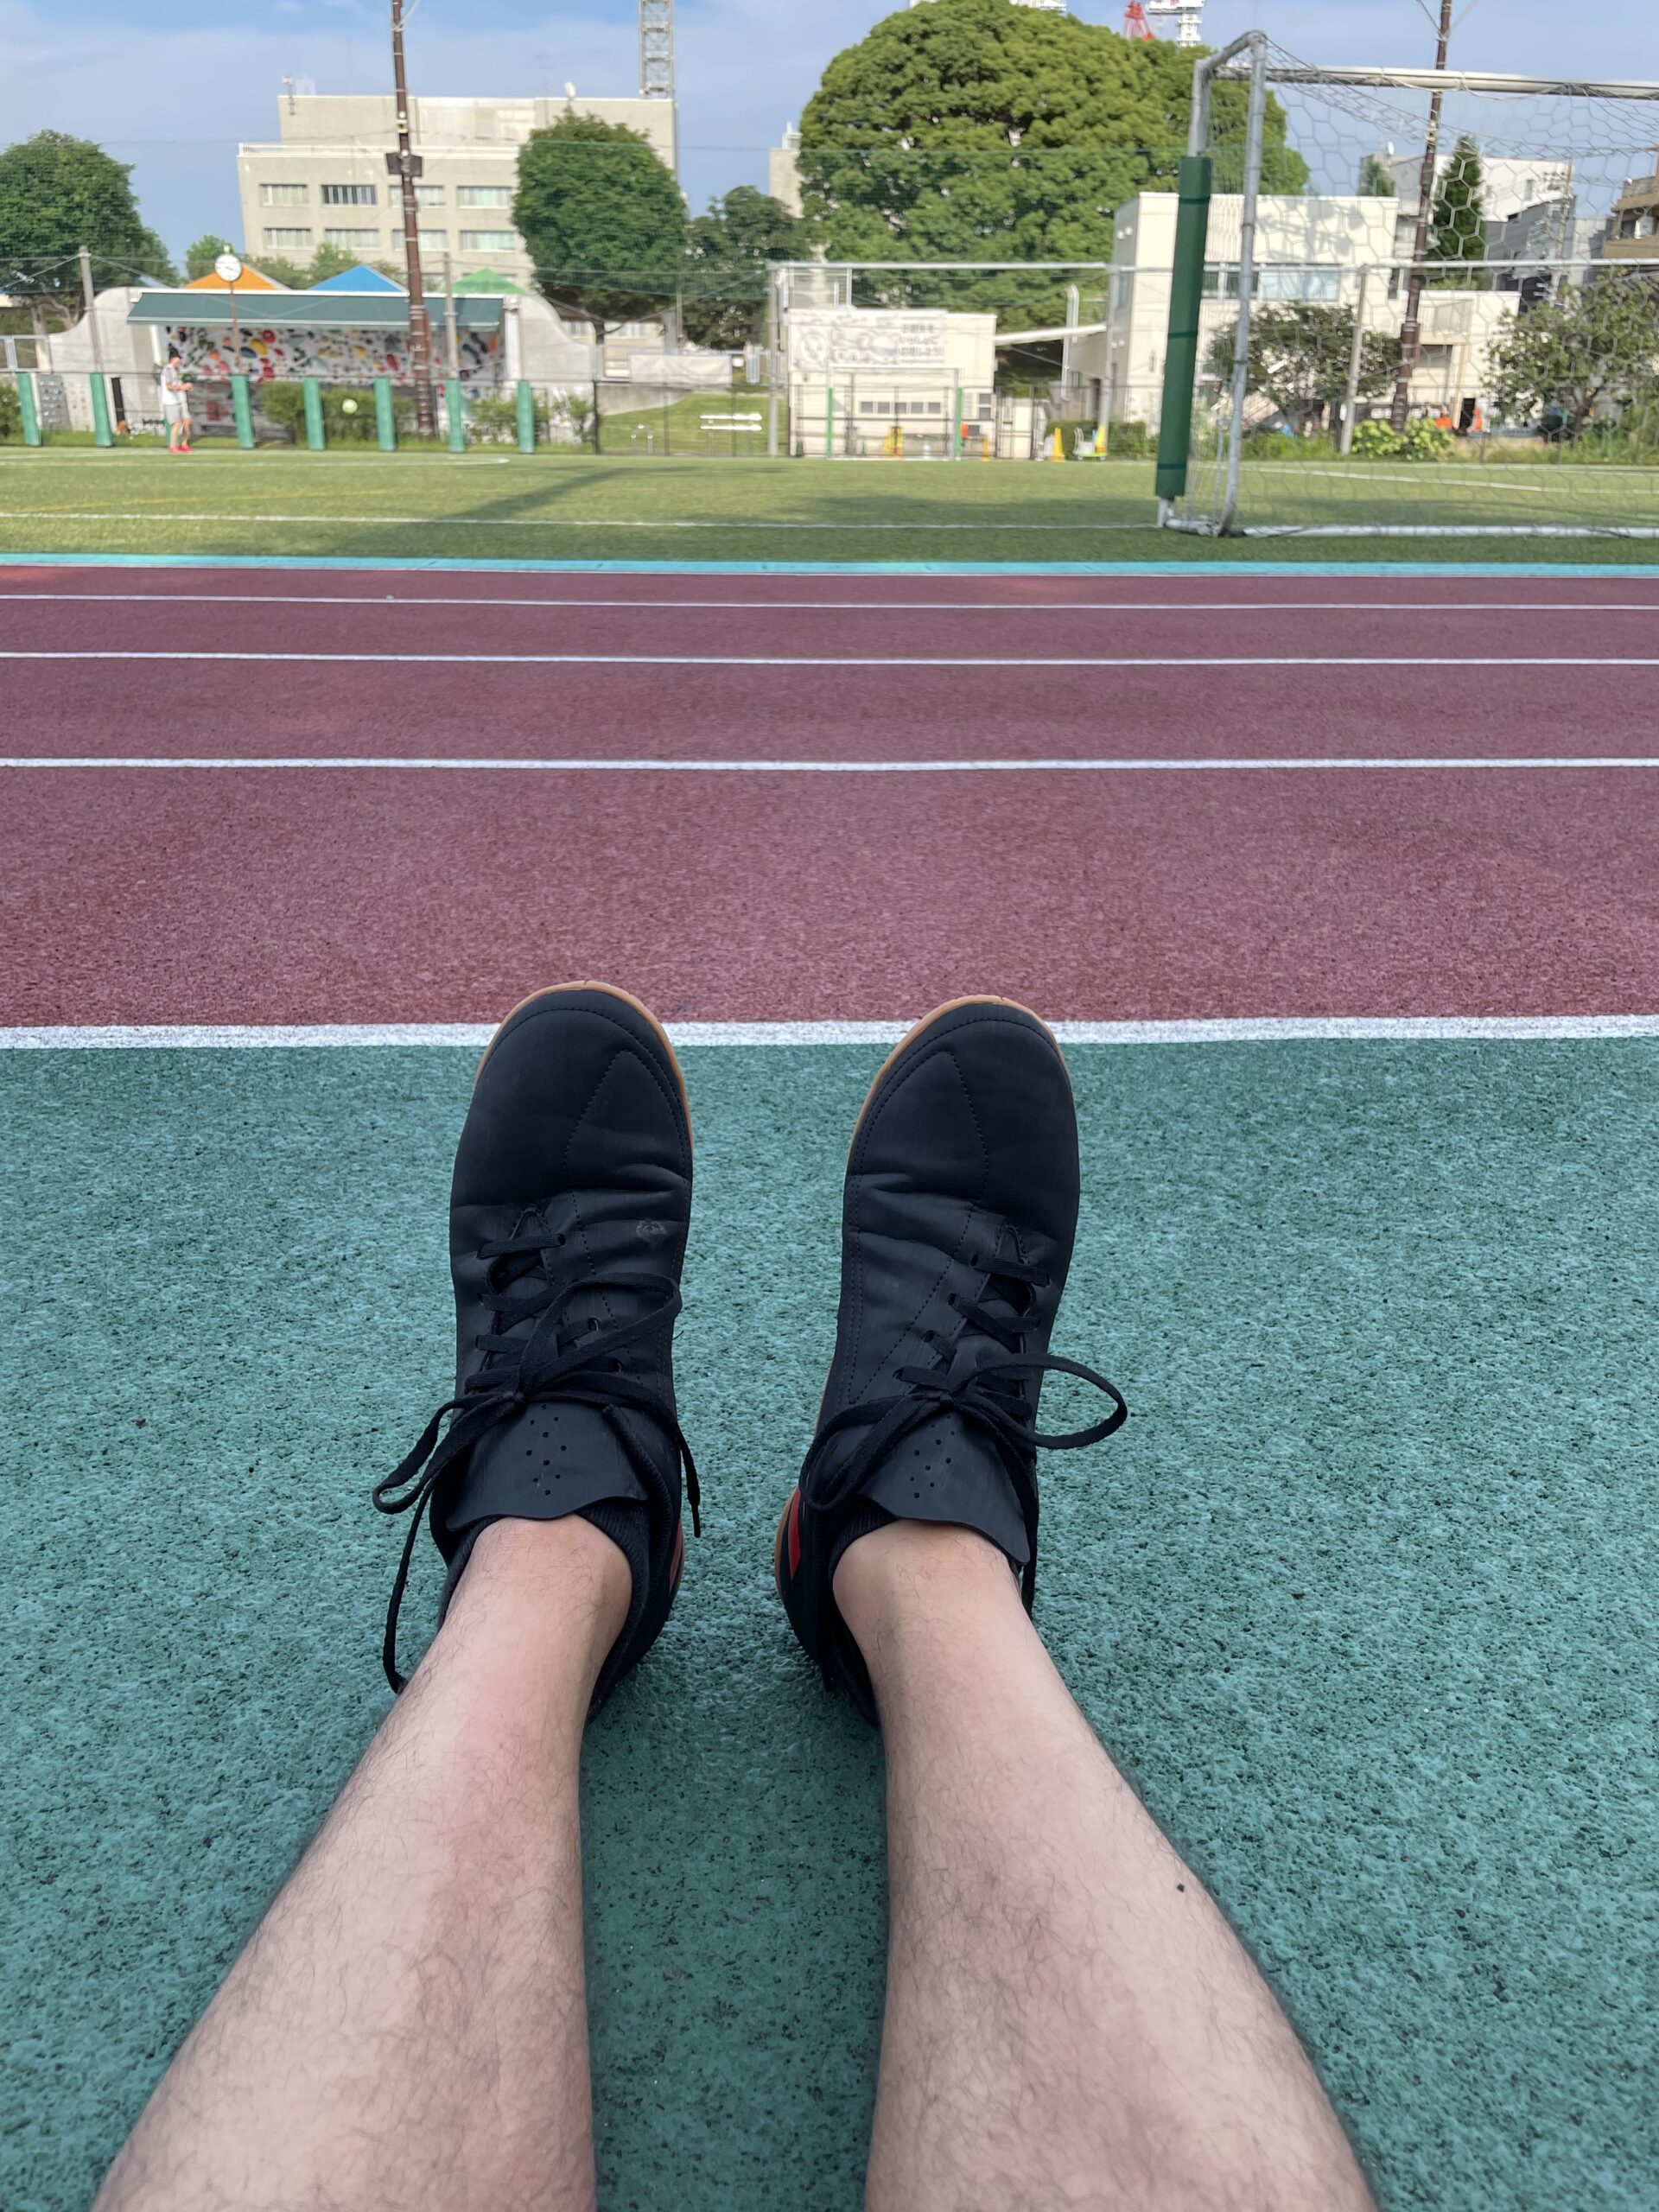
[1605,162,1659,259]
[1080,190,1523,431]
[785,304,999,455]
[1382,150,1573,224]
[1487,196,1608,282]
[237,92,678,296]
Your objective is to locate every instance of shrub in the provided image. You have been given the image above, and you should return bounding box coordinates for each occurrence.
[0,379,22,441]
[1351,417,1456,461]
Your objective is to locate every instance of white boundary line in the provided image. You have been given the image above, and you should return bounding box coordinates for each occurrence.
[1,650,1656,669]
[3,1017,1656,1050]
[3,591,1658,613]
[3,754,1652,772]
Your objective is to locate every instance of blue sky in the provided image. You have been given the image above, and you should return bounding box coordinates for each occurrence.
[1,0,1654,258]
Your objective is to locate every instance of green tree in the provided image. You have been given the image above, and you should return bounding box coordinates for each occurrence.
[1205,302,1399,435]
[682,186,806,349]
[1357,153,1395,196]
[1428,132,1485,283]
[0,130,174,321]
[1485,274,1659,442]
[798,0,1306,328]
[186,232,235,281]
[513,112,687,445]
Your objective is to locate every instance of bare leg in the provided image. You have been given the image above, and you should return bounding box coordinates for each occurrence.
[837,1522,1375,2212]
[95,1515,630,2212]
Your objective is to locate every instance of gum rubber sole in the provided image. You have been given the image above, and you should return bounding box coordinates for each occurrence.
[475,981,694,1153]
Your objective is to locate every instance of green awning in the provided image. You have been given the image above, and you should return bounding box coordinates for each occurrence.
[126,292,505,331]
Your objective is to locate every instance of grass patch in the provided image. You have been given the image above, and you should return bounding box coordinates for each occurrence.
[0,447,1654,565]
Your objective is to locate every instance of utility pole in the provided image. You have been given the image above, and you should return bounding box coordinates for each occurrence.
[1389,0,1453,433]
[79,245,105,372]
[389,0,435,438]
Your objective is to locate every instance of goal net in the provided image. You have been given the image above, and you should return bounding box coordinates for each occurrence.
[1162,36,1659,536]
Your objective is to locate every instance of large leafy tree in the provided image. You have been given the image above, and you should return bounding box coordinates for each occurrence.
[1485,275,1659,441]
[1428,132,1485,285]
[798,0,1306,327]
[514,111,686,442]
[682,186,806,349]
[1205,303,1399,434]
[0,130,175,322]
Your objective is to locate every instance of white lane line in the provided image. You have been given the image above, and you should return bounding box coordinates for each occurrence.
[3,592,1658,613]
[1,651,1654,669]
[4,755,1654,773]
[4,1017,1656,1050]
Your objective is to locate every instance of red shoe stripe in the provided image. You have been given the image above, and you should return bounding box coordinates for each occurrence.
[786,1489,803,1578]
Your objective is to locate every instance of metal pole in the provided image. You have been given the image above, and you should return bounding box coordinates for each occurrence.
[442,250,460,378]
[1217,34,1267,534]
[391,0,436,439]
[79,245,105,373]
[229,280,241,379]
[766,266,780,459]
[1339,265,1369,455]
[1390,0,1454,433]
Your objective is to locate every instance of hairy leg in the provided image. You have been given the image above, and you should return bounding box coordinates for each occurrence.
[838,1522,1374,2212]
[94,1515,630,2212]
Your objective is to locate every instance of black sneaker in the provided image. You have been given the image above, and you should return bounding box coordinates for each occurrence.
[774,997,1126,1721]
[374,982,698,1713]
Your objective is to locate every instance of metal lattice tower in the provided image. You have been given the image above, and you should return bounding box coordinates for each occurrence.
[639,0,675,100]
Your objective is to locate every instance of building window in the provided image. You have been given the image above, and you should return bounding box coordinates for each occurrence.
[417,230,447,251]
[459,229,517,251]
[260,182,308,207]
[263,226,313,250]
[1257,267,1341,302]
[457,185,512,207]
[415,184,445,207]
[323,227,379,249]
[321,183,377,206]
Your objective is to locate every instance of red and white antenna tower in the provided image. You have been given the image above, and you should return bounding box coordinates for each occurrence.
[1122,3,1154,37]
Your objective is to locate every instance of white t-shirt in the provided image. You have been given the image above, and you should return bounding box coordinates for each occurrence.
[161,361,188,418]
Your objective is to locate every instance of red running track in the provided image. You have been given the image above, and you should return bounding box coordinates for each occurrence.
[3,563,1656,1022]
[4,765,1656,1024]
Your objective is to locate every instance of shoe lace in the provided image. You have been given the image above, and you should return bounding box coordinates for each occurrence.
[804,1251,1126,1606]
[372,1214,699,1692]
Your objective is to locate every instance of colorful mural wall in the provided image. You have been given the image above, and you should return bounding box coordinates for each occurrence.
[167,321,503,385]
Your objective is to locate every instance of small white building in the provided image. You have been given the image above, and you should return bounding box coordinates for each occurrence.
[786,304,999,456]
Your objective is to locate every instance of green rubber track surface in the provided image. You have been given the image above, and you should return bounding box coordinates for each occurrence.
[3,1042,1655,2210]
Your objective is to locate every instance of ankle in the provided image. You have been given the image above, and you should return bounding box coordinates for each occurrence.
[441,1514,632,1683]
[833,1520,1023,1665]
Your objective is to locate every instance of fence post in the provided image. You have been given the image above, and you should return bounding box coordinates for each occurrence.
[302,377,325,451]
[445,378,465,453]
[231,374,255,449]
[374,377,396,451]
[953,383,963,458]
[19,371,41,447]
[1339,267,1369,457]
[825,384,834,458]
[88,374,113,448]
[515,379,535,453]
[1153,152,1212,510]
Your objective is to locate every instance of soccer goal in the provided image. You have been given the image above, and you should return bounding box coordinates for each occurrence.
[1157,34,1659,536]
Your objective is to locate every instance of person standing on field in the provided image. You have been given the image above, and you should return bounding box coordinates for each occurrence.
[160,346,192,454]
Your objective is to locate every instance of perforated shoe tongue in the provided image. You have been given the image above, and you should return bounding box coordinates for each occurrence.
[859,1408,1031,1567]
[441,1397,649,1555]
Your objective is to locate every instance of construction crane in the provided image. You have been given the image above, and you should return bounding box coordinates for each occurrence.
[1145,0,1204,43]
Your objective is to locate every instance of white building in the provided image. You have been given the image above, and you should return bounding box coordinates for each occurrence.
[785,304,999,455]
[237,92,678,295]
[1082,190,1523,430]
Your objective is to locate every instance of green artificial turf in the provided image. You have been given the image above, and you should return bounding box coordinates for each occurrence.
[0,446,1654,565]
[3,1041,1655,2210]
